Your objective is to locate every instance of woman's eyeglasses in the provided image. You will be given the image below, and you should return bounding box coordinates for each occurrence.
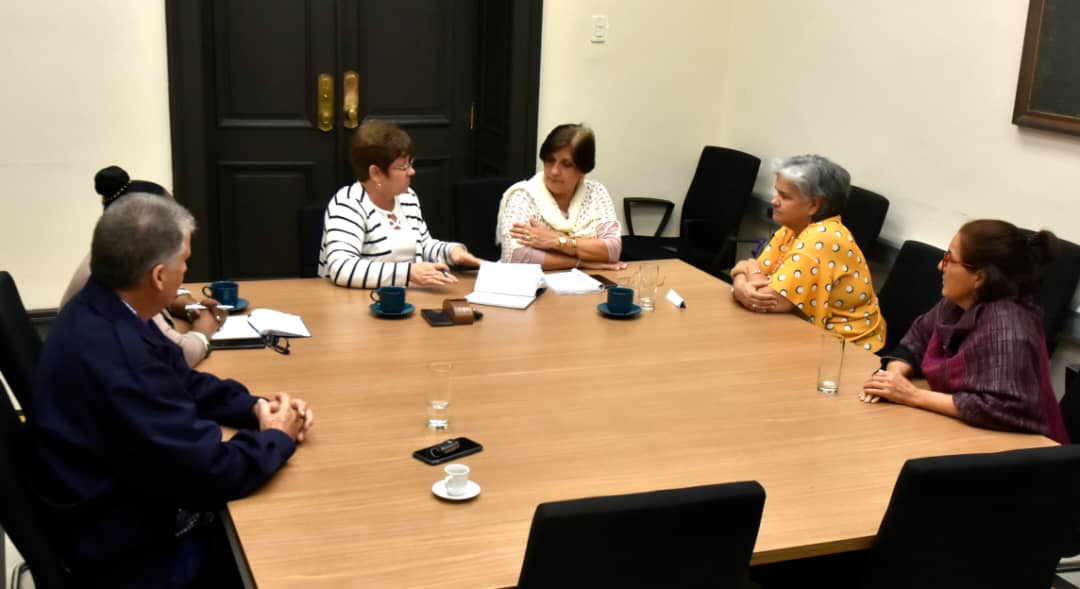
[391,159,415,172]
[942,250,976,271]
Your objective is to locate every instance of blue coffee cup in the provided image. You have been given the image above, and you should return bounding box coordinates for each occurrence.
[202,280,239,306]
[370,286,406,314]
[606,287,634,314]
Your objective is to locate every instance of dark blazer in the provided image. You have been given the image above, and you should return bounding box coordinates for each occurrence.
[28,278,296,583]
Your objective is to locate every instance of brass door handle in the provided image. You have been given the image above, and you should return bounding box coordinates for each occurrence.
[343,71,359,129]
[317,74,334,132]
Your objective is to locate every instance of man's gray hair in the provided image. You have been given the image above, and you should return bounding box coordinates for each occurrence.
[90,193,196,290]
[773,155,851,221]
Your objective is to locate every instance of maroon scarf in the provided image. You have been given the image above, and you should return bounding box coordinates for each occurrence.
[905,297,1068,443]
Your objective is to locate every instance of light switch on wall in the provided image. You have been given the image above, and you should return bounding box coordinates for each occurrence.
[591,15,608,43]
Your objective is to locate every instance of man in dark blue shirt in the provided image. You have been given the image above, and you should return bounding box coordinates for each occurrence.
[30,193,314,588]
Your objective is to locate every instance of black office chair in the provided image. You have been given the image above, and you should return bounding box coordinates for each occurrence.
[841,186,889,258]
[622,146,760,273]
[712,185,891,284]
[297,204,326,278]
[1,375,73,589]
[875,240,945,355]
[517,481,766,589]
[1059,376,1080,564]
[860,445,1080,589]
[453,176,516,262]
[0,271,43,409]
[1029,234,1080,355]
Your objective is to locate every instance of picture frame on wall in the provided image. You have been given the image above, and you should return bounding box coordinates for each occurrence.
[1012,0,1080,137]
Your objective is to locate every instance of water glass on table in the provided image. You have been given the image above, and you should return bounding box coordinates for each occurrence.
[426,361,453,429]
[637,263,664,311]
[817,332,845,394]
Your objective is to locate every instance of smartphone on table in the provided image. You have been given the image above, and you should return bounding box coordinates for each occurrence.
[590,274,618,289]
[413,437,483,465]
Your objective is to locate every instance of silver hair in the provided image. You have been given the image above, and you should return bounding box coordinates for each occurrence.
[90,193,196,290]
[772,155,851,221]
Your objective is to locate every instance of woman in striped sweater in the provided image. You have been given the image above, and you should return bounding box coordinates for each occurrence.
[318,120,483,288]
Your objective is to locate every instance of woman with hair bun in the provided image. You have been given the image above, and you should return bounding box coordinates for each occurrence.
[60,165,223,367]
[862,219,1068,442]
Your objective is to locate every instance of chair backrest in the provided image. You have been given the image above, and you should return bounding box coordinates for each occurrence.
[453,176,516,262]
[677,147,761,271]
[680,146,761,237]
[517,481,765,589]
[1,375,72,589]
[876,240,945,354]
[1061,370,1080,444]
[862,445,1080,589]
[841,186,889,256]
[297,204,327,278]
[0,271,43,408]
[1030,234,1080,353]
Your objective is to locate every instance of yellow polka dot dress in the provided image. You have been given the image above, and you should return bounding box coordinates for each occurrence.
[756,216,887,352]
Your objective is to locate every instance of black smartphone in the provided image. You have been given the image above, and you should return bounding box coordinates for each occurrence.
[421,309,455,327]
[590,274,618,289]
[413,437,483,465]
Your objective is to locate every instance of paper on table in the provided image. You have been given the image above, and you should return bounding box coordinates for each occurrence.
[212,316,260,341]
[542,269,603,295]
[248,308,311,337]
[465,262,543,309]
[210,308,311,341]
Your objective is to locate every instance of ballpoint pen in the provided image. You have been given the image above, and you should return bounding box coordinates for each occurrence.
[185,303,235,311]
[429,256,450,277]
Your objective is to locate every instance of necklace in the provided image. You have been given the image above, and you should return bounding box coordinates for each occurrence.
[373,202,402,230]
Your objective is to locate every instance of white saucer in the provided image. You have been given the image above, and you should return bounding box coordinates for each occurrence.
[432,478,481,501]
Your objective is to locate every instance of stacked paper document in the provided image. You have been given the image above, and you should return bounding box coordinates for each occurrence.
[542,269,604,294]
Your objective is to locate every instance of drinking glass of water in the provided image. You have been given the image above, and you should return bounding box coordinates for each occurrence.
[637,263,664,310]
[817,332,845,394]
[426,361,453,429]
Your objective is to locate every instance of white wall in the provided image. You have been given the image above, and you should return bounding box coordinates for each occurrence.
[537,0,731,235]
[0,1,173,309]
[718,0,1080,393]
[722,0,1080,250]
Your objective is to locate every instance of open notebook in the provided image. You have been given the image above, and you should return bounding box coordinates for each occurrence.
[212,308,311,348]
[465,262,544,309]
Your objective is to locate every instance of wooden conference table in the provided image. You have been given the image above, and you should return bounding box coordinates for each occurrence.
[197,260,1054,589]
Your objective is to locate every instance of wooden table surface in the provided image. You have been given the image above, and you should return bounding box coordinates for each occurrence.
[197,260,1054,589]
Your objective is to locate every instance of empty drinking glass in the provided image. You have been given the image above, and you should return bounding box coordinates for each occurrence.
[637,263,664,310]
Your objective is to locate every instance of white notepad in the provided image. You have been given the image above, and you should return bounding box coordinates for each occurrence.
[211,308,311,342]
[542,269,604,295]
[465,262,544,309]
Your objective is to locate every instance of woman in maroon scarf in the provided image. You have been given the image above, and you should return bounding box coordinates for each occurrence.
[860,219,1068,443]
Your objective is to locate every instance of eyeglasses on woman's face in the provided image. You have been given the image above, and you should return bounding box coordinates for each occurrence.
[942,249,976,271]
[391,158,415,172]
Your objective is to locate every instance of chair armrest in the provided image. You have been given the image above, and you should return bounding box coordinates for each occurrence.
[1067,363,1080,391]
[623,197,675,238]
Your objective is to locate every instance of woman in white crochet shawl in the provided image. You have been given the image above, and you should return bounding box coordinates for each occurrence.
[497,124,628,271]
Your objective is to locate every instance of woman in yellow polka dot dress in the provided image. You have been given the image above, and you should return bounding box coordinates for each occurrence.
[730,155,887,352]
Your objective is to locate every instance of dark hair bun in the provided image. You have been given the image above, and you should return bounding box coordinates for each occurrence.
[95,166,130,198]
[1029,229,1059,269]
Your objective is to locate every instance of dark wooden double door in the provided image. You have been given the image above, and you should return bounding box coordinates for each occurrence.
[167,0,540,281]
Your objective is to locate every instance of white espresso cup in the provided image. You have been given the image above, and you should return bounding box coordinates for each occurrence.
[444,463,470,497]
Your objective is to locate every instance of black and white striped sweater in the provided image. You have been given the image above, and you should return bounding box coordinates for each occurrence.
[317,182,460,288]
